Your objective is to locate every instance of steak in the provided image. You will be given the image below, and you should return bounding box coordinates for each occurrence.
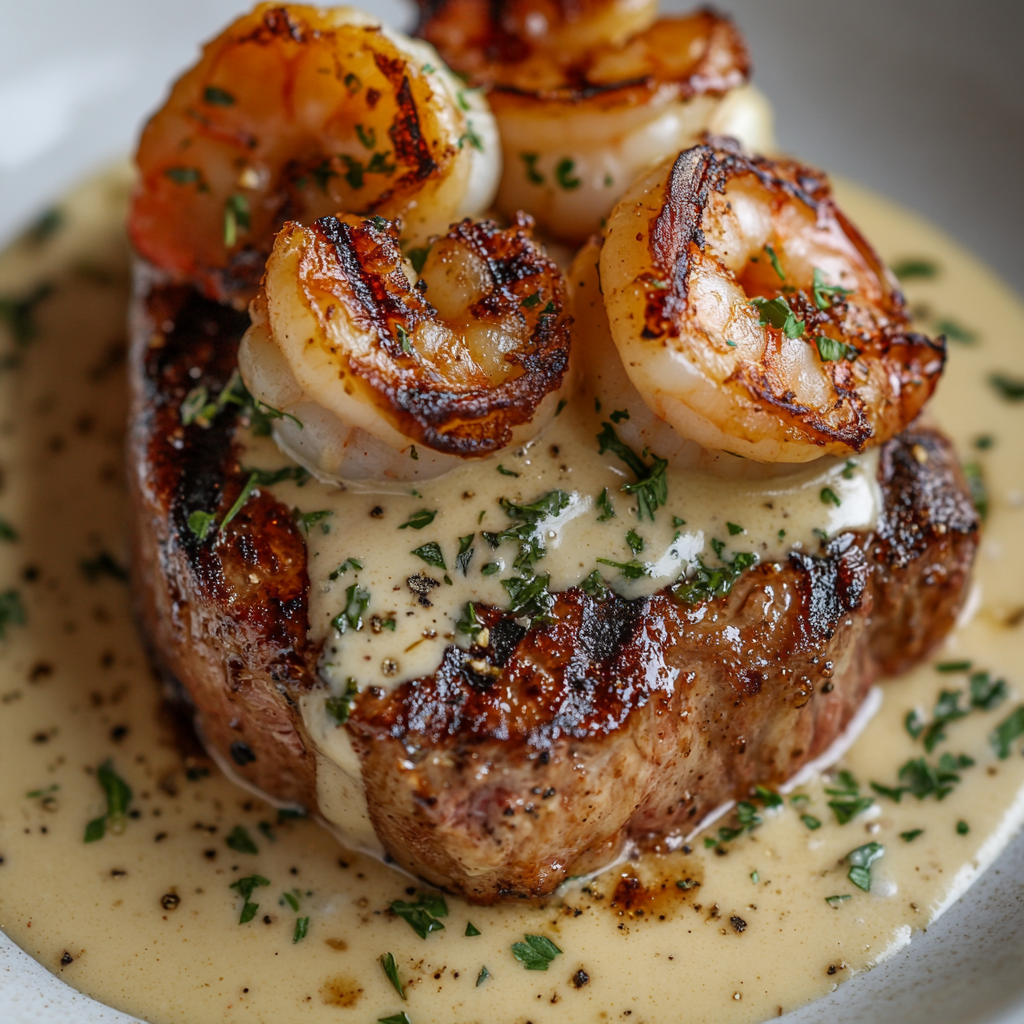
[129,278,979,903]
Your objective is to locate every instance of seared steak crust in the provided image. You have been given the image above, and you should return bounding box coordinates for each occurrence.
[129,281,979,902]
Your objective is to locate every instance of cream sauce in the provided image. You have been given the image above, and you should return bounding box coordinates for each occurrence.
[0,167,1022,1024]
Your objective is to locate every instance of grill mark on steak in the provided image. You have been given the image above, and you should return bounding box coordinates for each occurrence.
[129,279,979,903]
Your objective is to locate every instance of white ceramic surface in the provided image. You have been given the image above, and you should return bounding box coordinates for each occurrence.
[1,2,1023,1022]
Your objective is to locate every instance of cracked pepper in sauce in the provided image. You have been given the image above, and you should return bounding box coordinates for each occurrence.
[0,167,1023,1024]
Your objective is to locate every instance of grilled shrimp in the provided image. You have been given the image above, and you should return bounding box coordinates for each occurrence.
[238,212,573,482]
[598,141,946,463]
[129,3,499,307]
[415,0,772,244]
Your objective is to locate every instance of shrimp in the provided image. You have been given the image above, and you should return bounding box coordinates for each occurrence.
[415,0,773,244]
[238,212,573,482]
[129,3,500,307]
[598,140,946,463]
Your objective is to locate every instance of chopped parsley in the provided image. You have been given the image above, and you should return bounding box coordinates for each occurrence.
[223,193,250,247]
[726,521,744,536]
[825,895,852,908]
[820,486,841,508]
[332,584,370,633]
[219,473,259,533]
[390,892,448,939]
[845,842,884,891]
[476,966,490,986]
[626,529,644,554]
[203,85,236,106]
[225,825,258,854]
[378,1014,412,1024]
[764,244,785,280]
[329,557,364,580]
[398,509,437,530]
[891,258,938,281]
[230,875,270,924]
[989,372,1024,402]
[751,295,804,339]
[511,934,562,970]
[406,246,430,274]
[187,509,218,542]
[579,570,609,600]
[293,508,332,535]
[355,123,376,149]
[962,462,988,519]
[801,814,822,830]
[411,541,446,569]
[456,601,485,640]
[595,557,647,580]
[934,318,976,344]
[871,752,975,801]
[671,548,756,606]
[609,408,630,424]
[520,152,544,185]
[494,490,572,572]
[380,952,405,999]
[456,534,475,576]
[824,769,874,824]
[501,574,553,626]
[0,518,16,542]
[815,335,857,362]
[243,464,309,487]
[396,324,413,354]
[991,706,1024,759]
[754,785,783,809]
[812,267,852,310]
[597,422,667,521]
[293,916,309,942]
[325,678,359,724]
[596,488,616,521]
[956,820,970,835]
[497,464,520,477]
[465,922,481,937]
[458,124,484,152]
[900,829,924,842]
[83,759,132,843]
[554,158,580,190]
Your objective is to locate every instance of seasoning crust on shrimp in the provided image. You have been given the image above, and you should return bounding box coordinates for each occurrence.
[415,0,771,243]
[129,3,499,306]
[239,213,573,482]
[599,140,946,463]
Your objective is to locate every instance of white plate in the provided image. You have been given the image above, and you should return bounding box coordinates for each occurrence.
[1,2,1023,1022]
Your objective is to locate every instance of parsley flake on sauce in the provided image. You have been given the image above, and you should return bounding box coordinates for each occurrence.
[325,678,359,724]
[390,892,448,939]
[225,825,258,855]
[411,542,446,570]
[230,875,270,924]
[845,842,884,891]
[597,422,667,521]
[329,557,364,580]
[332,584,370,633]
[511,934,562,970]
[83,759,132,843]
[891,258,938,281]
[380,952,406,999]
[398,509,437,530]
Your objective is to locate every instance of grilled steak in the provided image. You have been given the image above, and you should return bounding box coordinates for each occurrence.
[129,279,979,903]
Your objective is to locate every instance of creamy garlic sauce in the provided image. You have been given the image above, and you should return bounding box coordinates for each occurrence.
[0,167,1022,1024]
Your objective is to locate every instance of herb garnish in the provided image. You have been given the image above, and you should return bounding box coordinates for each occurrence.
[580,570,609,600]
[493,490,572,572]
[84,759,132,842]
[991,706,1024,759]
[595,557,647,580]
[456,534,475,575]
[956,820,970,835]
[626,529,644,554]
[900,829,924,842]
[511,934,562,970]
[825,895,852,908]
[203,85,235,106]
[293,916,310,942]
[934,318,976,344]
[381,952,406,999]
[0,517,16,542]
[815,335,857,362]
[801,814,822,830]
[764,244,785,280]
[332,584,370,633]
[597,422,667,521]
[226,825,258,854]
[243,465,310,487]
[845,842,884,891]
[989,372,1024,402]
[294,508,333,534]
[230,875,270,924]
[520,152,544,185]
[671,546,756,606]
[891,258,938,281]
[223,193,250,247]
[825,769,874,824]
[554,158,580,190]
[329,557,364,580]
[501,574,553,625]
[220,473,259,532]
[325,678,359,724]
[596,488,616,521]
[465,922,481,937]
[398,509,437,530]
[456,601,485,642]
[870,752,975,802]
[411,542,446,570]
[378,1014,412,1024]
[820,486,841,508]
[751,295,804,338]
[476,966,490,986]
[811,268,852,310]
[390,892,448,938]
[497,464,520,477]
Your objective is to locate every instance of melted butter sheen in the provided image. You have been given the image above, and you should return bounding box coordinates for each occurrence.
[0,168,1023,1024]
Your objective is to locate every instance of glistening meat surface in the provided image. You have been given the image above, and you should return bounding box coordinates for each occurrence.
[129,281,978,903]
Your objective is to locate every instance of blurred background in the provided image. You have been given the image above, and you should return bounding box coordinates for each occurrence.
[1,0,1023,292]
